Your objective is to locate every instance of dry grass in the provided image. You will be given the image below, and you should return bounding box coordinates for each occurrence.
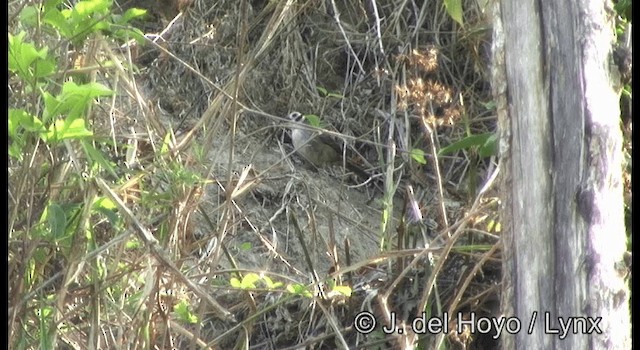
[8,0,510,349]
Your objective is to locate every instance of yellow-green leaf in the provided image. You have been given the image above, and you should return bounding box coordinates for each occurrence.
[444,0,464,27]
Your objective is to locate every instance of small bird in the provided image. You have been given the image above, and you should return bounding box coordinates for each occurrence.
[287,112,369,179]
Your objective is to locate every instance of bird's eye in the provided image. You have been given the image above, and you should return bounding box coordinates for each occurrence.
[288,112,303,122]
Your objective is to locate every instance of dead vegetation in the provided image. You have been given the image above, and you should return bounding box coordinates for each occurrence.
[9,0,506,349]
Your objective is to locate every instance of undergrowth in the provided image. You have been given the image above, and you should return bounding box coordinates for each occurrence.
[8,0,630,349]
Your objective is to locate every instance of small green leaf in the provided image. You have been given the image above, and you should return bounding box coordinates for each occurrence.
[480,100,496,111]
[443,0,464,27]
[261,276,283,289]
[92,197,120,225]
[125,238,140,249]
[74,0,111,16]
[19,6,39,27]
[304,114,322,127]
[478,133,498,158]
[160,132,172,155]
[82,140,118,178]
[61,81,113,99]
[316,86,344,99]
[331,285,352,297]
[230,277,241,288]
[111,27,146,43]
[240,273,260,289]
[486,219,501,232]
[63,118,94,138]
[316,86,328,96]
[43,0,65,12]
[47,202,67,239]
[174,300,199,324]
[438,132,494,157]
[42,91,62,123]
[9,143,23,161]
[287,283,313,297]
[119,8,148,23]
[93,197,116,210]
[9,109,44,136]
[239,242,253,251]
[43,7,73,37]
[410,148,427,164]
[47,118,93,141]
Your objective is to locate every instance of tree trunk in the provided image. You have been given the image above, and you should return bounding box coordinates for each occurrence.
[491,0,630,349]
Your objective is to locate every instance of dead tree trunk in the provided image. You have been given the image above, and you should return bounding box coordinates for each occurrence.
[491,0,630,349]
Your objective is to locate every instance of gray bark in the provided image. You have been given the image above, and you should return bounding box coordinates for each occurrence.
[491,0,630,348]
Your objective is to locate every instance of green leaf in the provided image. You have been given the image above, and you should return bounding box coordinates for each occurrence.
[480,100,496,111]
[410,148,427,164]
[62,81,114,99]
[93,196,116,210]
[92,197,120,225]
[42,82,114,141]
[43,7,73,37]
[74,0,111,16]
[8,32,41,71]
[316,86,344,99]
[33,57,56,78]
[125,238,140,249]
[486,219,501,232]
[174,300,199,324]
[331,285,352,297]
[443,0,464,27]
[111,27,146,43]
[38,0,116,44]
[47,118,93,141]
[287,283,313,297]
[46,202,67,239]
[18,6,39,27]
[304,114,322,127]
[82,140,118,178]
[60,82,113,119]
[230,277,241,288]
[478,133,498,158]
[160,132,172,155]
[8,109,46,159]
[240,273,260,289]
[42,92,61,123]
[43,0,65,12]
[438,132,494,157]
[316,86,328,96]
[261,276,283,289]
[8,32,57,80]
[9,143,23,161]
[119,8,148,23]
[9,109,45,136]
[43,82,113,124]
[63,119,93,139]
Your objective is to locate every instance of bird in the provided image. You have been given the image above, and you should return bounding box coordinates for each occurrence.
[287,111,370,179]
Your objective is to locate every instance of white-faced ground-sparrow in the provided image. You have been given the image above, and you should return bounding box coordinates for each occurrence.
[287,112,369,179]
